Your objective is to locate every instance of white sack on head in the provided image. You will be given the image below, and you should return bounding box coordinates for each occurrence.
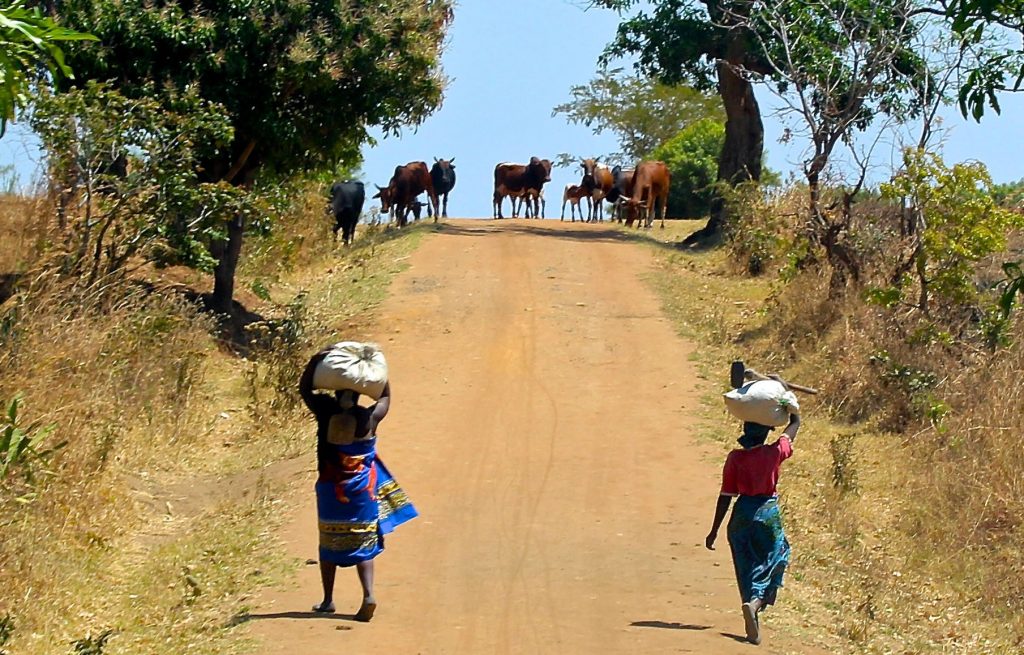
[313,342,388,399]
[723,379,799,427]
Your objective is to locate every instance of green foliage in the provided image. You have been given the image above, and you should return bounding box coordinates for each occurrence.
[55,0,452,177]
[982,261,1024,348]
[721,181,788,275]
[880,149,1023,309]
[552,67,722,163]
[945,0,1024,120]
[595,0,756,89]
[0,1,95,135]
[648,118,723,218]
[991,177,1024,207]
[52,0,452,309]
[0,393,62,492]
[30,82,261,280]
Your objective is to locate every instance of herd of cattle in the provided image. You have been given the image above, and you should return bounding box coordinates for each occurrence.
[327,156,670,244]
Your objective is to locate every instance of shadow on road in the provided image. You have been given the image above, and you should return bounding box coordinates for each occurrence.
[630,620,712,631]
[434,219,696,253]
[230,610,358,626]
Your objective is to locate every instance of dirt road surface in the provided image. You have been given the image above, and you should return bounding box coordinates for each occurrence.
[248,220,816,654]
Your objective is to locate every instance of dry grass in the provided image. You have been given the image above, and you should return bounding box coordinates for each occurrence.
[0,184,430,653]
[640,217,1024,652]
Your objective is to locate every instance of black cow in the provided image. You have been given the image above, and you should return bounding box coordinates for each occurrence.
[329,180,365,245]
[430,157,456,218]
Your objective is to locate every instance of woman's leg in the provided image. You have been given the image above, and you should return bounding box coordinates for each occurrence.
[354,560,377,621]
[313,561,337,612]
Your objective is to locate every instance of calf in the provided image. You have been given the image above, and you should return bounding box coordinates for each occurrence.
[560,184,589,222]
[328,180,365,245]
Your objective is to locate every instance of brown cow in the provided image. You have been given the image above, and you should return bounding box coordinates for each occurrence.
[492,157,551,219]
[579,158,615,222]
[373,161,438,227]
[560,184,589,222]
[624,161,670,229]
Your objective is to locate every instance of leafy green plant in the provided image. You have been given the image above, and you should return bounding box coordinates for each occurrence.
[648,118,724,218]
[31,82,255,284]
[0,1,95,135]
[0,394,62,490]
[880,150,1024,313]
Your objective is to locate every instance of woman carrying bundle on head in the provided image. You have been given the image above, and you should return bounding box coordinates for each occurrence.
[299,343,417,622]
[705,372,802,646]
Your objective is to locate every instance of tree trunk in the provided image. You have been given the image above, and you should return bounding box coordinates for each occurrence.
[683,58,763,246]
[210,214,243,315]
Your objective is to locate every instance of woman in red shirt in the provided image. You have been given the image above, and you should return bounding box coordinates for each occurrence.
[705,410,800,645]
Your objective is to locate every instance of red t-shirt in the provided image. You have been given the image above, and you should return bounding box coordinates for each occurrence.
[720,436,793,497]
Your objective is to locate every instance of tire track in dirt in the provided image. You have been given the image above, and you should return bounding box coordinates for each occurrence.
[247,219,828,654]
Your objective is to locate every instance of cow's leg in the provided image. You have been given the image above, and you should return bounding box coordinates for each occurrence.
[441,192,449,218]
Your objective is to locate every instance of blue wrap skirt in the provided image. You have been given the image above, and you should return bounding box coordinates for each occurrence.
[727,495,790,606]
[315,438,417,567]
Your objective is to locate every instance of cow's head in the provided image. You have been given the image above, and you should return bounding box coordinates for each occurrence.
[540,159,552,182]
[580,158,599,190]
[372,184,393,212]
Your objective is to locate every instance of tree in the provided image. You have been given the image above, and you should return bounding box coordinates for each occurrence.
[552,67,722,164]
[648,118,723,218]
[0,1,94,135]
[31,82,252,286]
[51,0,453,314]
[727,0,934,289]
[595,0,774,244]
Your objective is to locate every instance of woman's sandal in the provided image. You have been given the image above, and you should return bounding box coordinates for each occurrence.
[311,601,336,614]
[742,602,761,645]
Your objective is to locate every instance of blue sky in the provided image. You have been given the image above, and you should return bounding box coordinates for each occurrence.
[2,1,1022,217]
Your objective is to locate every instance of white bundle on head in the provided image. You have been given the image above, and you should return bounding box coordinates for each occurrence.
[313,341,389,399]
[723,379,799,427]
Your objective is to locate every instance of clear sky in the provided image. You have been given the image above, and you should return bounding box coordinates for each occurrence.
[2,2,1022,217]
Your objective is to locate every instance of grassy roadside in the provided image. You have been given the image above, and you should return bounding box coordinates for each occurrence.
[0,186,435,655]
[636,222,1017,654]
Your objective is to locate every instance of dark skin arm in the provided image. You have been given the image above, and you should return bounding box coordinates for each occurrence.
[705,494,733,550]
[364,381,391,437]
[299,350,331,414]
[782,412,800,443]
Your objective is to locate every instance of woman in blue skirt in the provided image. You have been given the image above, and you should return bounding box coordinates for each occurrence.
[705,405,800,645]
[300,350,418,621]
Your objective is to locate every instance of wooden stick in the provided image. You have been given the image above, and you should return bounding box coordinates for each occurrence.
[743,367,819,395]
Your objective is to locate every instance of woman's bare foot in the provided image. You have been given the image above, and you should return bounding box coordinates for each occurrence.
[742,601,761,645]
[354,597,377,622]
[311,601,336,613]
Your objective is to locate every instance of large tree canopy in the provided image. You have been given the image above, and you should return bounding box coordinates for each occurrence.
[595,0,773,243]
[49,0,453,313]
[552,67,722,164]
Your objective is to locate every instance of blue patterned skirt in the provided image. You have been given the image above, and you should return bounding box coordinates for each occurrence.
[727,495,790,605]
[315,438,417,567]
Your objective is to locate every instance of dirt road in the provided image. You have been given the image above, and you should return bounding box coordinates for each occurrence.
[248,220,810,654]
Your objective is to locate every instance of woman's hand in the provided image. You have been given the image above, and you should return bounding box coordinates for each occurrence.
[705,530,717,551]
